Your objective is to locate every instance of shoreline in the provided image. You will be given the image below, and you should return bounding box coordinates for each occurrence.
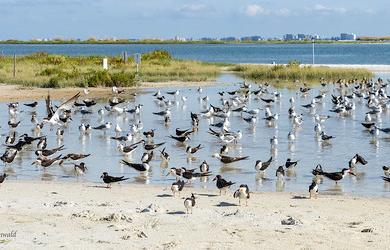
[242,63,390,73]
[0,80,219,102]
[0,180,388,248]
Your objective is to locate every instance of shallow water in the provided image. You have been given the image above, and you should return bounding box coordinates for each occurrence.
[1,74,390,197]
[2,43,390,65]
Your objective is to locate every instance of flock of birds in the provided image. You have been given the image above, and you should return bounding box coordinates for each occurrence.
[1,78,390,213]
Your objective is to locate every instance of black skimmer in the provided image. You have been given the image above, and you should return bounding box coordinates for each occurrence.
[255,156,273,172]
[100,172,129,188]
[92,122,112,132]
[276,166,285,179]
[62,153,90,161]
[186,144,203,156]
[110,133,133,142]
[118,144,137,156]
[316,168,355,184]
[285,158,299,169]
[0,149,17,165]
[5,132,16,145]
[184,193,196,214]
[175,128,194,137]
[121,160,150,172]
[212,153,249,164]
[233,184,250,206]
[143,129,155,138]
[24,101,38,108]
[8,121,21,129]
[220,145,228,155]
[0,173,7,185]
[141,151,153,163]
[142,140,165,151]
[181,168,212,182]
[320,131,335,141]
[383,166,390,177]
[83,99,97,107]
[199,160,210,173]
[37,137,47,150]
[160,147,170,161]
[35,145,65,157]
[74,162,87,175]
[348,154,368,169]
[32,155,62,168]
[383,176,390,182]
[153,110,171,117]
[309,180,319,199]
[213,175,235,195]
[312,164,323,176]
[169,135,190,143]
[171,180,185,197]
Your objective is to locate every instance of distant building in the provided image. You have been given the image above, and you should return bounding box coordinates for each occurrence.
[240,36,263,42]
[283,34,295,41]
[297,34,306,40]
[220,37,238,42]
[340,33,356,40]
[174,36,187,42]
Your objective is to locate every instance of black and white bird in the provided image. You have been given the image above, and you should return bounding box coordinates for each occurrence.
[213,175,235,195]
[276,166,285,180]
[117,144,137,156]
[348,154,368,169]
[100,172,129,188]
[383,166,390,177]
[309,179,319,199]
[93,122,112,132]
[0,173,7,185]
[255,156,273,172]
[186,144,203,157]
[141,151,153,163]
[184,193,196,214]
[121,160,150,172]
[74,162,88,175]
[212,153,249,164]
[285,158,299,169]
[233,184,250,206]
[199,160,210,173]
[171,180,185,197]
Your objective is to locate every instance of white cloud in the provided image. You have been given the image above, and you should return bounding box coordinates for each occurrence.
[275,8,290,17]
[244,4,265,17]
[179,4,208,13]
[307,4,347,14]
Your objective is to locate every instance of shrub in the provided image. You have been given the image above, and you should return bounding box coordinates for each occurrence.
[41,76,61,88]
[111,71,136,87]
[142,50,172,61]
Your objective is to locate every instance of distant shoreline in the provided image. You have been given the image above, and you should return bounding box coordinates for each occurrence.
[1,40,390,45]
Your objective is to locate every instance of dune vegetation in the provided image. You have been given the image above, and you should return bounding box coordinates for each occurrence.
[0,50,221,88]
[230,61,373,84]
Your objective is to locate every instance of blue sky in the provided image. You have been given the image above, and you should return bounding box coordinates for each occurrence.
[0,0,388,39]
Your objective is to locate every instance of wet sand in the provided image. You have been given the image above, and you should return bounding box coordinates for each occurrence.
[0,81,217,102]
[0,181,388,249]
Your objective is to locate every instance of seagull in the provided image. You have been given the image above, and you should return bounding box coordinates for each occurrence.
[184,193,196,214]
[43,92,80,126]
[233,184,250,206]
[100,172,129,188]
[115,124,122,133]
[213,175,235,195]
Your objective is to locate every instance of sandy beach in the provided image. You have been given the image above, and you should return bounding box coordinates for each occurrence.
[0,80,218,102]
[0,181,388,249]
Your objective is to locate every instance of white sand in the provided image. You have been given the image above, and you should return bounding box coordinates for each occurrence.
[0,181,388,249]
